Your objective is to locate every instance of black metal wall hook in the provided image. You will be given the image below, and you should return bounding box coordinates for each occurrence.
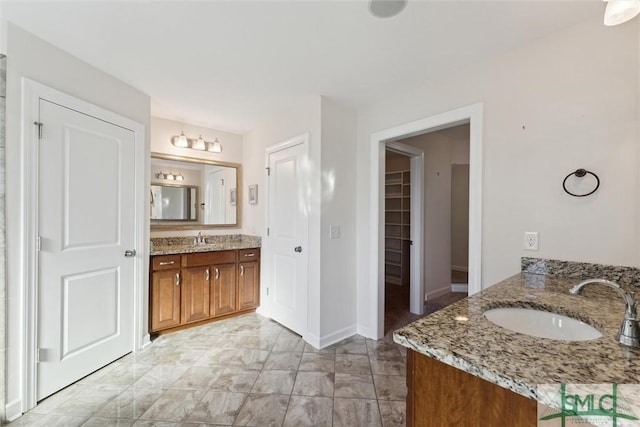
[562,168,600,197]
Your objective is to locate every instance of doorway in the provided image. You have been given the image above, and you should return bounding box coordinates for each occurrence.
[369,103,483,339]
[383,125,471,338]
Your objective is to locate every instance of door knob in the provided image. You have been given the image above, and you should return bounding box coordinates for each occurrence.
[124,249,136,257]
[294,246,302,253]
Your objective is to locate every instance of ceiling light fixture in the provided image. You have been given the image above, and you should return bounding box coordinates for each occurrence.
[369,0,407,18]
[171,132,223,154]
[603,0,640,26]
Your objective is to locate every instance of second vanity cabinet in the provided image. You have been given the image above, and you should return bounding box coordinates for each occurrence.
[150,248,260,333]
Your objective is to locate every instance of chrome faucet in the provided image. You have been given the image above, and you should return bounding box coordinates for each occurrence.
[569,278,639,348]
[195,231,206,245]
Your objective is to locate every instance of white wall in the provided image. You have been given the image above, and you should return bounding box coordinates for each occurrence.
[356,17,639,334]
[319,98,357,340]
[242,96,323,341]
[4,23,151,420]
[451,164,470,270]
[401,128,469,298]
[242,96,358,347]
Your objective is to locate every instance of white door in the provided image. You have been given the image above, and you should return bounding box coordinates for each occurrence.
[267,142,308,336]
[37,99,136,400]
[205,168,225,224]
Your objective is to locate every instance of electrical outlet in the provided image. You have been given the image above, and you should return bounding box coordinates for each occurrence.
[523,231,539,251]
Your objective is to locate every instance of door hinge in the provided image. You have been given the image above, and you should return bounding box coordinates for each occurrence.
[36,348,40,363]
[34,121,43,139]
[266,167,270,176]
[267,227,270,236]
[266,288,269,296]
[37,236,42,251]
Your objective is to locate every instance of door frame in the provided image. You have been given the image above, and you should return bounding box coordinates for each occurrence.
[384,141,425,315]
[18,79,148,411]
[369,103,483,339]
[259,133,310,337]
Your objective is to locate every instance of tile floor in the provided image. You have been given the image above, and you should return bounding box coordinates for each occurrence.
[9,313,408,426]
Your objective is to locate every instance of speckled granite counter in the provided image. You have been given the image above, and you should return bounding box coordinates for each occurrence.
[394,259,640,402]
[150,234,261,256]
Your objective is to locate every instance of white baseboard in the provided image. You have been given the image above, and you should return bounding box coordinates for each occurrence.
[451,265,468,272]
[305,324,358,350]
[5,398,22,422]
[356,324,373,340]
[451,283,469,293]
[425,285,451,301]
[141,333,152,349]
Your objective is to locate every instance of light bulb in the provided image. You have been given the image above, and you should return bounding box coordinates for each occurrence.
[209,138,222,153]
[604,0,640,26]
[173,131,189,148]
[193,135,206,150]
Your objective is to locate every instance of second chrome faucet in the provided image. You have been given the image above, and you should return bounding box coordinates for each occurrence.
[569,278,639,348]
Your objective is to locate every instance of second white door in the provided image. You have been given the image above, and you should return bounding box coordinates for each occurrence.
[266,141,308,336]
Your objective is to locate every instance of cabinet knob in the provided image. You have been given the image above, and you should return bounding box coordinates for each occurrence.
[294,246,302,253]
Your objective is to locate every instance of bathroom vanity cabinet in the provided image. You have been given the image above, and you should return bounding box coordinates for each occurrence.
[150,248,260,333]
[406,349,536,426]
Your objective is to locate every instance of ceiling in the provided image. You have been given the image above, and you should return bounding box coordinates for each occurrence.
[1,1,602,134]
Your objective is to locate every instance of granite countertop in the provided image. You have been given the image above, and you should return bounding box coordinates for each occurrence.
[150,234,261,256]
[393,266,640,401]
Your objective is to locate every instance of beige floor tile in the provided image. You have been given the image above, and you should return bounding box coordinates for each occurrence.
[379,400,407,427]
[335,354,372,375]
[292,371,335,397]
[334,373,377,399]
[263,351,302,370]
[298,353,335,372]
[10,313,415,427]
[369,355,406,376]
[210,368,260,393]
[283,396,333,427]
[251,370,296,394]
[373,375,407,401]
[234,393,289,426]
[138,389,206,422]
[333,398,382,427]
[171,366,223,389]
[82,417,136,426]
[7,413,87,426]
[95,387,165,419]
[185,390,246,424]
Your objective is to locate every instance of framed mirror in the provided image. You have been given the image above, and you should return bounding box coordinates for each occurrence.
[150,152,241,230]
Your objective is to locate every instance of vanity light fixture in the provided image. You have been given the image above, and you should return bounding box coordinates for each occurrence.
[193,135,206,151]
[603,0,640,26]
[209,138,222,153]
[171,132,223,154]
[173,131,189,148]
[175,173,184,181]
[156,171,183,181]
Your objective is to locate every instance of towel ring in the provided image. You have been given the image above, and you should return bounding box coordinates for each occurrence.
[562,169,600,197]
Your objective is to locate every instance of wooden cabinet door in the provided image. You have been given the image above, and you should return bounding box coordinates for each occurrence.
[150,269,181,332]
[238,261,260,310]
[211,263,237,317]
[182,266,211,324]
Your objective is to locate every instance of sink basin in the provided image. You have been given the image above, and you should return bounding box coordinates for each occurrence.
[484,307,602,341]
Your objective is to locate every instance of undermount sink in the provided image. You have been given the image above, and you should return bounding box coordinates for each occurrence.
[483,307,602,341]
